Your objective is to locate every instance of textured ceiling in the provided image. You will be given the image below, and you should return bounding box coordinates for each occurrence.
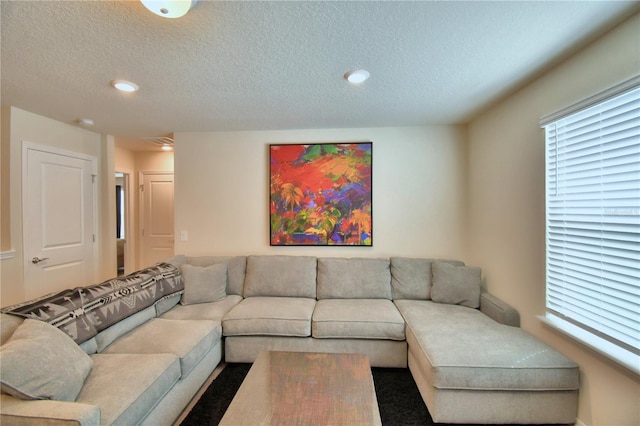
[1,1,638,142]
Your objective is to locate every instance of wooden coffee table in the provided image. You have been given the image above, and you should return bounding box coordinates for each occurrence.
[219,351,382,425]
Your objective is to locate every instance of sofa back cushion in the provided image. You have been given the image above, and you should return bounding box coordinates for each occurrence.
[317,257,391,299]
[244,255,317,298]
[165,254,247,296]
[390,258,465,300]
[95,306,156,353]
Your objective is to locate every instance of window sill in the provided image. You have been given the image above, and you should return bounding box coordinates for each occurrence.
[538,313,639,377]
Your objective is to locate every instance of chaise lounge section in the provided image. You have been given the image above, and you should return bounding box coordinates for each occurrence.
[396,300,579,424]
[390,258,580,424]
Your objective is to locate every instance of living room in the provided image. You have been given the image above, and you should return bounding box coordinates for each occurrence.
[1,2,639,425]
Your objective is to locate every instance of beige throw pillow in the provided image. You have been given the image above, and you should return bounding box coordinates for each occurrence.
[180,263,227,305]
[0,319,93,401]
[431,261,482,308]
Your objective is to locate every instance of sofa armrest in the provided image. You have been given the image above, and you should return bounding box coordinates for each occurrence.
[480,292,520,327]
[0,394,100,426]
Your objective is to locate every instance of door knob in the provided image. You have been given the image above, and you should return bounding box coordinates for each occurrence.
[31,257,49,264]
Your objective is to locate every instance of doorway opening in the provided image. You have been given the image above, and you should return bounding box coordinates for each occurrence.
[115,172,129,276]
[114,136,175,273]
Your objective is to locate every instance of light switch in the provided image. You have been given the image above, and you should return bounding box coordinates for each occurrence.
[180,230,188,241]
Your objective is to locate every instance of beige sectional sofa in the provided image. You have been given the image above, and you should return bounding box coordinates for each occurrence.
[0,254,580,425]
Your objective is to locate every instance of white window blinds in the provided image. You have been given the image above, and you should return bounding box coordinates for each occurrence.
[543,81,640,358]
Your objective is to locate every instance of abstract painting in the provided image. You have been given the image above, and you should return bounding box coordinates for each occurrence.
[270,142,372,246]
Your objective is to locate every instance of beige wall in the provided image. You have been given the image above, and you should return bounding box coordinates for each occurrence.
[1,107,11,253]
[174,126,467,258]
[100,135,116,281]
[0,107,113,307]
[466,13,640,426]
[135,150,174,172]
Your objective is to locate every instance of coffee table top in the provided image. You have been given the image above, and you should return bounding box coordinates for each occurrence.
[220,351,382,425]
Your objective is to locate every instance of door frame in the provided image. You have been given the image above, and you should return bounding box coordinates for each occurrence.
[21,141,99,288]
[138,170,174,268]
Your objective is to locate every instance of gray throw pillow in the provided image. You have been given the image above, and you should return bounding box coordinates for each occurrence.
[0,319,93,401]
[390,257,466,300]
[180,263,227,305]
[431,261,482,308]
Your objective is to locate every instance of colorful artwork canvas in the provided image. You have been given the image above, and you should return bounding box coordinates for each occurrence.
[270,143,372,246]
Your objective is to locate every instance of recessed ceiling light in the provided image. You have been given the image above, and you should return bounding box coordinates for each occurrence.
[344,69,370,84]
[110,80,139,92]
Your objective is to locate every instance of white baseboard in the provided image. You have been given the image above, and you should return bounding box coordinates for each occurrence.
[575,418,587,426]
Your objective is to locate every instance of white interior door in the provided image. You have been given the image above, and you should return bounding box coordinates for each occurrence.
[23,143,96,300]
[140,172,174,268]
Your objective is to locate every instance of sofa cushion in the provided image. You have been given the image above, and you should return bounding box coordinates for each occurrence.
[395,300,580,391]
[0,319,93,401]
[244,255,317,298]
[94,306,156,353]
[431,261,482,308]
[223,297,316,337]
[317,257,392,299]
[312,299,405,340]
[101,318,221,377]
[180,263,227,305]
[161,294,243,321]
[76,353,180,425]
[390,258,465,300]
[186,256,247,296]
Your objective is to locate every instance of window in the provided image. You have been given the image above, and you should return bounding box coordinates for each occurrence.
[540,77,640,374]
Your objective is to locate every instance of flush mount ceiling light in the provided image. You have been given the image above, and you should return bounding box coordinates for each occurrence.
[110,80,139,93]
[140,0,199,19]
[76,118,94,127]
[161,144,173,151]
[344,69,370,84]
